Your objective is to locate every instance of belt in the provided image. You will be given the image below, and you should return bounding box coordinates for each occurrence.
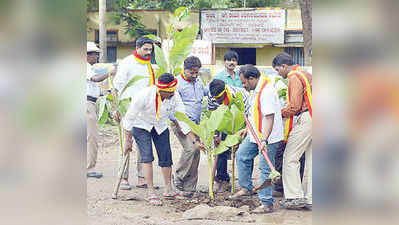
[87,96,98,102]
[296,109,309,116]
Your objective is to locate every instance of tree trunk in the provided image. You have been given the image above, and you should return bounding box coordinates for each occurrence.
[99,0,107,63]
[299,0,312,66]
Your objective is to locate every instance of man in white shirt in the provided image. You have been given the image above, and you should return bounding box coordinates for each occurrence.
[87,42,113,178]
[122,73,203,206]
[230,65,284,214]
[113,37,155,190]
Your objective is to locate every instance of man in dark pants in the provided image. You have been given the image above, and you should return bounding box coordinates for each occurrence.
[208,79,249,192]
[274,145,305,195]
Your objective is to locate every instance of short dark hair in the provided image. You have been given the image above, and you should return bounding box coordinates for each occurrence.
[224,50,239,62]
[241,64,260,79]
[184,56,202,70]
[158,73,174,84]
[239,64,251,76]
[209,79,226,97]
[272,53,294,67]
[136,37,154,48]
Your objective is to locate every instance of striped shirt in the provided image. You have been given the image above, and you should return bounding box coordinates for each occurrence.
[208,85,250,113]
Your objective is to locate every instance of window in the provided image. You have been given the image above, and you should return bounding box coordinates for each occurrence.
[95,30,118,43]
[107,47,117,63]
[285,47,304,66]
[231,48,256,65]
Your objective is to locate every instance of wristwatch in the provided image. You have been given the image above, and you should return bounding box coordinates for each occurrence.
[261,139,268,145]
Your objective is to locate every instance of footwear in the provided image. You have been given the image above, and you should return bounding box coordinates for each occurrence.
[135,184,160,189]
[215,180,231,193]
[147,195,162,206]
[252,205,274,214]
[228,189,253,200]
[120,182,132,190]
[87,172,103,178]
[303,203,312,210]
[163,192,191,200]
[278,198,306,209]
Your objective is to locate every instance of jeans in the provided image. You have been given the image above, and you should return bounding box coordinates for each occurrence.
[236,136,283,206]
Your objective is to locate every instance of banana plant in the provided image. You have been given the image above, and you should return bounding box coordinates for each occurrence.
[175,93,246,200]
[145,6,198,77]
[97,74,146,155]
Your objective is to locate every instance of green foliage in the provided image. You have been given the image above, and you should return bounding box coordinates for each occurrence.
[146,7,199,76]
[110,0,151,39]
[277,88,287,99]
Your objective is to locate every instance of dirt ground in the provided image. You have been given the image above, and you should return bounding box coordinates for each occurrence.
[88,126,312,225]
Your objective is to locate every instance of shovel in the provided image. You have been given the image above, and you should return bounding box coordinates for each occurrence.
[244,117,280,191]
[112,152,129,199]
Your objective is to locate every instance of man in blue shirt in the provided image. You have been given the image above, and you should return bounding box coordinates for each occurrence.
[213,50,242,87]
[171,56,208,196]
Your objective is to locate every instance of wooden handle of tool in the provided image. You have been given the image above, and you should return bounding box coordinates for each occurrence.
[244,116,276,171]
[112,153,129,199]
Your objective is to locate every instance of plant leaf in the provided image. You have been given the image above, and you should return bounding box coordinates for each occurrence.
[174,7,190,22]
[118,98,131,117]
[207,104,228,132]
[231,104,245,134]
[97,96,107,124]
[175,112,203,139]
[154,44,168,76]
[144,34,161,43]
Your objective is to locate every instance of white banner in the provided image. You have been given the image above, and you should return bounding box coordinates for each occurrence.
[201,9,285,44]
[162,40,212,65]
[189,40,212,65]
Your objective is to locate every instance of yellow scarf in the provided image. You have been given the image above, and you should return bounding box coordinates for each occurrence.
[284,65,313,143]
[215,87,233,106]
[133,50,155,86]
[253,74,271,140]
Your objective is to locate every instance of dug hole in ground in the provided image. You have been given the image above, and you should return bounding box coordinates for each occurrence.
[88,126,311,225]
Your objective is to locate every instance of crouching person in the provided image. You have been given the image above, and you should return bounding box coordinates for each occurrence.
[122,73,199,206]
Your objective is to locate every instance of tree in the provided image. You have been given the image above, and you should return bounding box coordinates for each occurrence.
[110,0,151,39]
[299,0,312,66]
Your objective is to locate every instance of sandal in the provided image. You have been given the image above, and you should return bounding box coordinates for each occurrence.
[251,205,274,214]
[228,189,253,200]
[278,198,306,209]
[163,192,189,200]
[147,195,162,206]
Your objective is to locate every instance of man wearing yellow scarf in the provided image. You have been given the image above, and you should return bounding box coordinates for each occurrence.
[272,53,312,210]
[122,73,202,206]
[113,37,155,190]
[231,65,284,214]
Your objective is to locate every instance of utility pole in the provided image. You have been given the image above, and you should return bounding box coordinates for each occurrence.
[99,0,107,63]
[244,0,246,8]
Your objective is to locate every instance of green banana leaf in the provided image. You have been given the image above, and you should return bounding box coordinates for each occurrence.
[97,96,107,126]
[231,104,245,134]
[153,44,168,75]
[175,112,203,139]
[213,134,242,156]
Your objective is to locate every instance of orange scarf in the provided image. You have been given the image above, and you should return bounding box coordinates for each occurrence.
[155,79,178,120]
[253,74,271,140]
[214,86,233,106]
[133,50,155,86]
[284,65,313,143]
[181,73,194,82]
